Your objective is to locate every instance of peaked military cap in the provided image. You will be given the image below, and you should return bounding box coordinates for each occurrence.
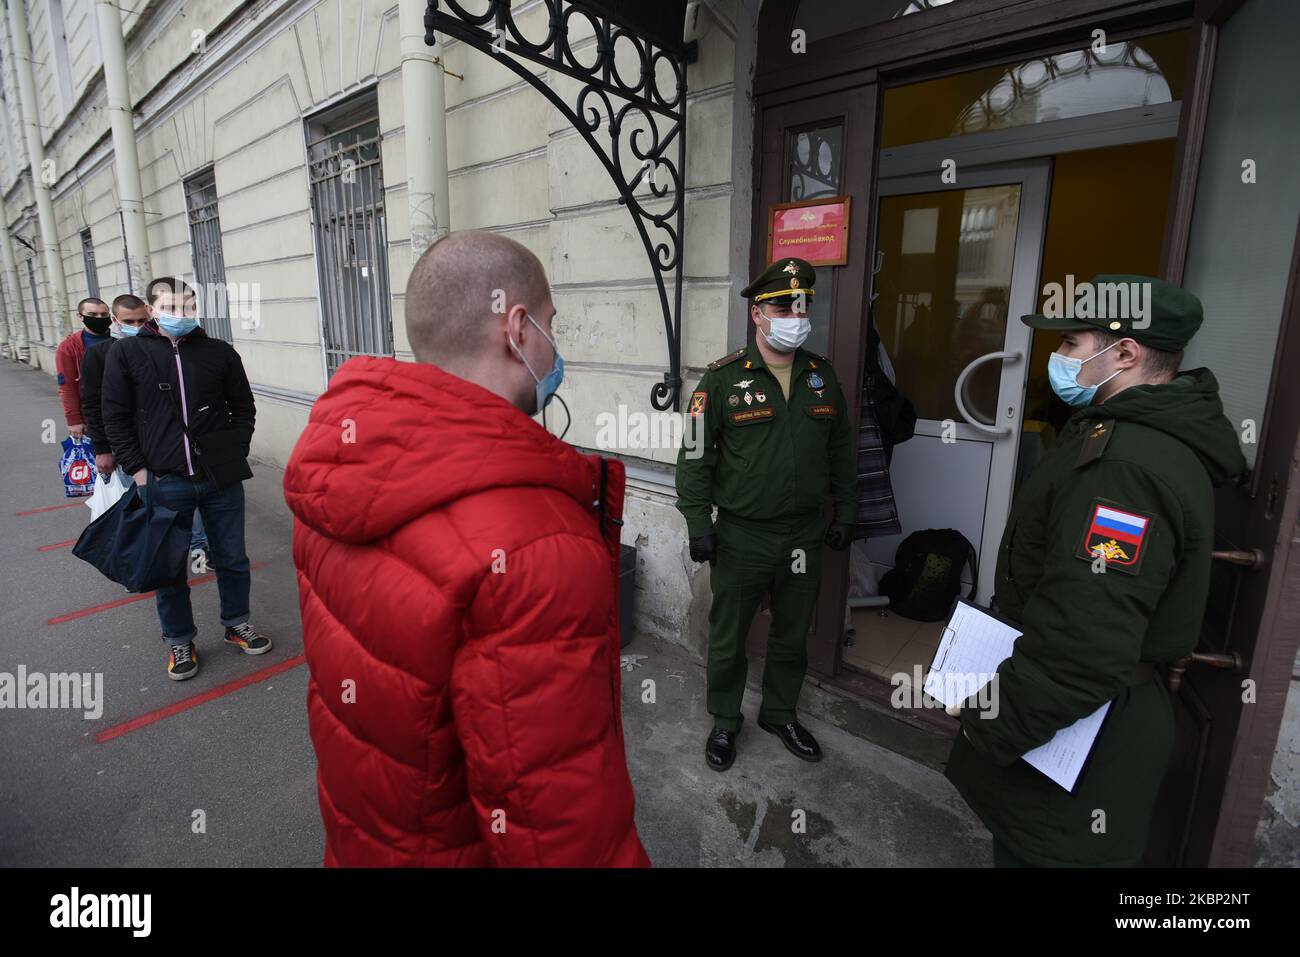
[740,257,817,305]
[1022,274,1203,352]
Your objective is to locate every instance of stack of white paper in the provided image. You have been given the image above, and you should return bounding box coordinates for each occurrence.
[924,601,1111,792]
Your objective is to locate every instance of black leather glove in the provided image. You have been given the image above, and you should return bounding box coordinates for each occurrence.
[689,533,718,564]
[824,522,853,550]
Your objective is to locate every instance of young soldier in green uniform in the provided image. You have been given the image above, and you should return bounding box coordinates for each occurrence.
[676,257,859,771]
[945,274,1246,866]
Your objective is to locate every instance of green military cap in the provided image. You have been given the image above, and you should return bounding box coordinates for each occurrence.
[1022,274,1203,352]
[740,257,818,305]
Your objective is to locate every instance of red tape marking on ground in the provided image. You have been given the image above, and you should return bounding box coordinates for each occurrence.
[38,539,79,552]
[46,561,270,625]
[95,654,307,744]
[16,501,86,516]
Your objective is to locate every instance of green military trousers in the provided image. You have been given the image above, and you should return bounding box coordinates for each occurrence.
[707,511,828,732]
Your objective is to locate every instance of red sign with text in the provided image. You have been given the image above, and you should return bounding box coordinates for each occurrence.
[767,196,851,267]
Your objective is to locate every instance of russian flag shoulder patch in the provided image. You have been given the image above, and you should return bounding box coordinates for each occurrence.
[1076,500,1155,575]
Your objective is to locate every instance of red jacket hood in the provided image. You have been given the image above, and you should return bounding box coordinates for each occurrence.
[284,356,599,545]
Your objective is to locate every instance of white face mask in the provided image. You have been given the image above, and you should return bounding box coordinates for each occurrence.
[760,311,811,352]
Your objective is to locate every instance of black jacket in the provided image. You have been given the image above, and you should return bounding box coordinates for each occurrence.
[79,342,113,455]
[101,325,256,477]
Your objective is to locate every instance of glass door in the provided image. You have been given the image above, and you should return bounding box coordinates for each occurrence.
[862,161,1050,602]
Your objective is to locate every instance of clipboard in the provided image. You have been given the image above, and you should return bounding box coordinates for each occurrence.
[926,597,1112,795]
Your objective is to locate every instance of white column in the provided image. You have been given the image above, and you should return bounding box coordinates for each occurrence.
[94,0,151,293]
[400,0,451,261]
[6,0,71,338]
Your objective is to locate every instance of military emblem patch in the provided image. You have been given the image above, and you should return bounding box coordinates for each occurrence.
[1076,501,1154,574]
[727,393,740,407]
[688,391,707,417]
[743,392,753,406]
[755,390,766,403]
[807,373,824,390]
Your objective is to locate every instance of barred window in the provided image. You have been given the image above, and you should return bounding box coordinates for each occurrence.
[305,92,393,378]
[184,167,232,342]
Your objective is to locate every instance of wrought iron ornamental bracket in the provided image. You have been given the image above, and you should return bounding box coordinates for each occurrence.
[426,0,689,411]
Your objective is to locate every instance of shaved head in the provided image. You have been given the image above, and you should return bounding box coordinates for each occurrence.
[406,230,551,365]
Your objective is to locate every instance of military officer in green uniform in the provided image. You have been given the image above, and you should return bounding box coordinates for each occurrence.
[945,274,1246,866]
[676,257,859,771]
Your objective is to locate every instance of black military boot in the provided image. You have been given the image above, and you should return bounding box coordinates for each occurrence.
[705,722,741,772]
[758,717,822,762]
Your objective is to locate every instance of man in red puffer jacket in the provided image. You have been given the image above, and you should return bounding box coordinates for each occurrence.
[283,231,649,867]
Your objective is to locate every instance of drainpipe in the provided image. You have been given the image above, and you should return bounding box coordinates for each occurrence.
[0,10,28,360]
[6,0,71,340]
[401,0,450,260]
[95,0,151,293]
[0,220,29,362]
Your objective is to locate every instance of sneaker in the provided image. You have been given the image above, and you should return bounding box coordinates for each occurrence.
[224,623,272,655]
[168,642,199,681]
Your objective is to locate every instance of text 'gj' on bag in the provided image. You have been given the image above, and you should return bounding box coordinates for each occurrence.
[72,472,191,593]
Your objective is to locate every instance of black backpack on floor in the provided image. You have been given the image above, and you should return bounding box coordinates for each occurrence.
[879,529,978,621]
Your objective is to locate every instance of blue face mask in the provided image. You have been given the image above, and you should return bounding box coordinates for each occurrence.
[157,313,200,337]
[117,322,143,337]
[509,313,564,414]
[1047,340,1121,406]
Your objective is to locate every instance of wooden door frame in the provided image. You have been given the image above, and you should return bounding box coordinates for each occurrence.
[1205,218,1300,865]
[1152,0,1300,867]
[746,84,879,677]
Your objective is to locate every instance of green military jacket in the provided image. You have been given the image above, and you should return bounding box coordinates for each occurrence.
[945,368,1246,866]
[675,342,858,538]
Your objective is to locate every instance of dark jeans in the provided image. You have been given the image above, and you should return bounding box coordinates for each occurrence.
[143,474,251,644]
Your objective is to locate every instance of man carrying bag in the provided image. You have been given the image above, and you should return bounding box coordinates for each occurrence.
[101,277,269,681]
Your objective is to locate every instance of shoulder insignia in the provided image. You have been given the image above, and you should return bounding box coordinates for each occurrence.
[707,347,747,371]
[1075,499,1154,575]
[1075,418,1115,469]
[688,391,708,417]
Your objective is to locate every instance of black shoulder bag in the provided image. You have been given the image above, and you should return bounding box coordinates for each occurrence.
[145,343,253,487]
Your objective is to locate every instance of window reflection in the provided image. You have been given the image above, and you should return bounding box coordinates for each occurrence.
[795,0,965,44]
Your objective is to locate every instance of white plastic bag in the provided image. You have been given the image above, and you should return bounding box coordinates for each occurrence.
[86,470,129,521]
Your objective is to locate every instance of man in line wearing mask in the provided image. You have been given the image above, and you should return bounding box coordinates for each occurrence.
[80,294,212,564]
[283,230,649,867]
[102,277,264,681]
[54,297,112,441]
[945,275,1246,866]
[676,257,858,771]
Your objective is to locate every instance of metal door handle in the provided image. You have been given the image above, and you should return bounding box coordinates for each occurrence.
[1212,549,1266,570]
[1166,651,1247,693]
[953,351,1021,435]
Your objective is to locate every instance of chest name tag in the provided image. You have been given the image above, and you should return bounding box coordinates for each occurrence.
[730,407,775,426]
[1076,500,1154,575]
[808,405,837,418]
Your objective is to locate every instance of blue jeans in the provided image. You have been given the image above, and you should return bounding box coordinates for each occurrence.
[118,466,206,550]
[142,474,251,644]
